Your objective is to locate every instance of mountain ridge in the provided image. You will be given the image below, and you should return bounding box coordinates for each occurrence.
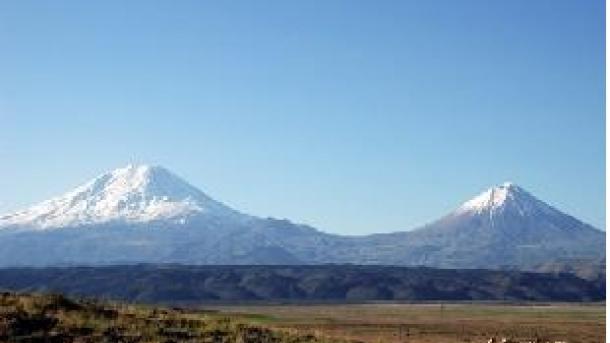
[0,265,603,302]
[0,164,604,269]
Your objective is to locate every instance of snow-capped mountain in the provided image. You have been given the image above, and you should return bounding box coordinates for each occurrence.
[448,182,599,240]
[0,165,240,229]
[356,182,605,269]
[456,182,554,216]
[0,166,604,270]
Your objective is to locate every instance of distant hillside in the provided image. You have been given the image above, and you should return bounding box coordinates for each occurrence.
[0,265,603,303]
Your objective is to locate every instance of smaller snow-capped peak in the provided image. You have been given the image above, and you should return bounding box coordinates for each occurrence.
[0,164,239,229]
[455,182,555,217]
[459,182,516,211]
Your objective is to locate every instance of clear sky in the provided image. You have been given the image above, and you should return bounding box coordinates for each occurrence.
[0,0,605,234]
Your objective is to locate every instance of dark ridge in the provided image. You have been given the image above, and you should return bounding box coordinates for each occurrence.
[0,264,603,304]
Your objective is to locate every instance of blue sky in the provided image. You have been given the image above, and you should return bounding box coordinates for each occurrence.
[0,0,605,234]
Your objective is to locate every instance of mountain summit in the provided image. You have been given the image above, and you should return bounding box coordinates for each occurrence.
[456,182,560,219]
[459,182,527,212]
[0,166,604,269]
[0,164,238,229]
[448,181,593,237]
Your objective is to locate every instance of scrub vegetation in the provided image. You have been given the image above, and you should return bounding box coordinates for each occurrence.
[0,292,340,343]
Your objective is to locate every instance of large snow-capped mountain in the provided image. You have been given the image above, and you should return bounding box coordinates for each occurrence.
[0,165,240,229]
[0,165,324,265]
[0,165,604,269]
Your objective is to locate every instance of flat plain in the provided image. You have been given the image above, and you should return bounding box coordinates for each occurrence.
[206,302,605,343]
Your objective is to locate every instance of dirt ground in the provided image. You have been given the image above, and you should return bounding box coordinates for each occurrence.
[205,303,605,343]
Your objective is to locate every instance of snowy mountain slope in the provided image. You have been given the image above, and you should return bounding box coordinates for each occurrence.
[455,182,556,216]
[0,166,604,269]
[0,165,242,229]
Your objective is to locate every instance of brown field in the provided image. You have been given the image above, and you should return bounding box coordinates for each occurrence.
[205,303,605,343]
